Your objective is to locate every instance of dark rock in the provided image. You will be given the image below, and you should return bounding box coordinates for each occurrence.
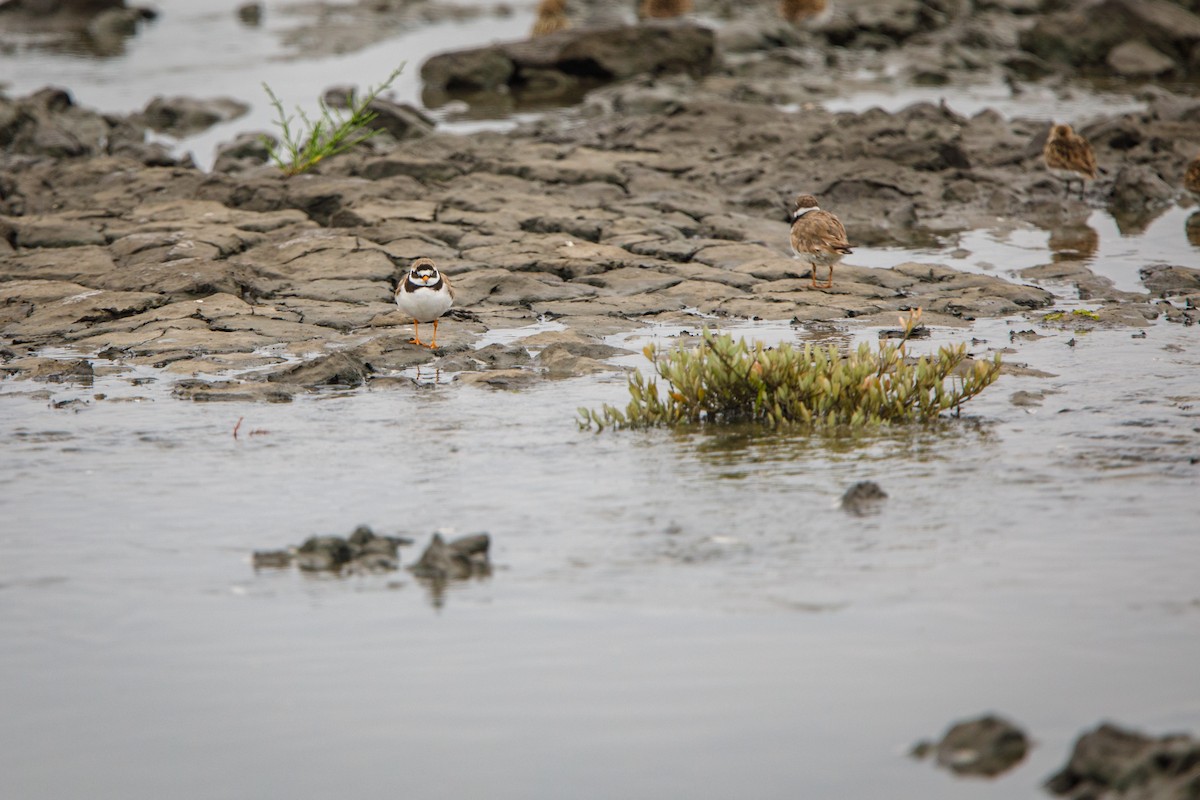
[295,535,355,572]
[0,356,94,384]
[1045,722,1200,799]
[1108,165,1176,216]
[841,481,888,516]
[0,0,126,14]
[421,23,717,108]
[1107,39,1177,77]
[1140,265,1200,297]
[1021,0,1200,76]
[931,714,1030,777]
[410,532,491,581]
[252,549,292,569]
[172,379,296,403]
[257,525,408,574]
[363,97,435,141]
[266,352,372,388]
[141,96,250,137]
[236,2,261,26]
[212,132,272,173]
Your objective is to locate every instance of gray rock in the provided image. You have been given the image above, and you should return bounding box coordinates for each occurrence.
[363,97,435,141]
[236,2,261,26]
[141,96,250,137]
[840,481,888,516]
[1108,165,1176,216]
[1107,39,1177,77]
[1021,0,1200,76]
[212,132,272,173]
[1045,722,1200,799]
[421,23,717,107]
[928,714,1030,778]
[1140,265,1200,297]
[410,532,491,581]
[266,352,372,388]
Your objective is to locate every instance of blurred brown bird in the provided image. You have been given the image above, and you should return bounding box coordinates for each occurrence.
[789,194,853,289]
[1043,123,1097,197]
[531,0,570,37]
[1184,153,1200,199]
[638,0,692,20]
[780,0,831,26]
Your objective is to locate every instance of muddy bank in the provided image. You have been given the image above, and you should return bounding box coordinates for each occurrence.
[2,2,1199,396]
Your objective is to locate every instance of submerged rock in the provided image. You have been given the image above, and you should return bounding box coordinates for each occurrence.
[410,532,491,581]
[421,23,717,108]
[255,525,413,573]
[1045,722,1200,799]
[913,714,1030,778]
[840,481,888,516]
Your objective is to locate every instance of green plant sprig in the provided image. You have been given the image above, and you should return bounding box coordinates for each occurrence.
[261,64,404,176]
[579,309,1002,431]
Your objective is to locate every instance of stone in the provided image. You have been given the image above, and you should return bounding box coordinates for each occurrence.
[363,97,435,141]
[266,352,372,388]
[1107,39,1177,77]
[421,23,717,107]
[1140,265,1200,297]
[931,715,1029,777]
[841,481,888,516]
[1045,722,1200,799]
[140,96,250,137]
[410,532,491,581]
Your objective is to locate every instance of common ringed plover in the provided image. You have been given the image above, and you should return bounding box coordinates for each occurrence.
[395,258,454,349]
[789,194,853,289]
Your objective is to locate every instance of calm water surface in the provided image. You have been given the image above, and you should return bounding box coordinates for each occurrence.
[2,308,1198,799]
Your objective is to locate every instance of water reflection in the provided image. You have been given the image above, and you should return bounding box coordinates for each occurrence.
[1108,201,1173,236]
[0,5,156,59]
[671,418,993,474]
[1047,222,1099,262]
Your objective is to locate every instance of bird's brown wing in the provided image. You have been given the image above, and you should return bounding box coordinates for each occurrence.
[1046,137,1097,178]
[1075,137,1098,179]
[1185,158,1200,194]
[792,210,852,255]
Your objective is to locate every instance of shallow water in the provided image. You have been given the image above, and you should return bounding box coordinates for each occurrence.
[2,302,1199,799]
[0,0,535,167]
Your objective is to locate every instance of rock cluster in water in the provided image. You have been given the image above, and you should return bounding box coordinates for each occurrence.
[253,525,492,584]
[914,714,1200,798]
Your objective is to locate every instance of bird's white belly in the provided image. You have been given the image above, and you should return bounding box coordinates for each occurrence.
[397,288,452,323]
[791,245,842,267]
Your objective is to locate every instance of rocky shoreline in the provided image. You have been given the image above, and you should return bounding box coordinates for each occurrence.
[2,0,1199,399]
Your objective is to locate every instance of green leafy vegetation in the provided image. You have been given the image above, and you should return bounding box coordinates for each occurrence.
[261,65,403,176]
[580,309,1002,431]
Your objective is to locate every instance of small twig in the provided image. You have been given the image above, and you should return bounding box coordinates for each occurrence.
[233,416,243,439]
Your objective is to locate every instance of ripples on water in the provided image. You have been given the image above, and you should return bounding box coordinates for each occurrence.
[2,308,1198,799]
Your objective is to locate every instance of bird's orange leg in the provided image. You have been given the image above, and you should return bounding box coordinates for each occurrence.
[427,319,439,349]
[809,266,818,288]
[824,265,835,289]
[409,321,424,347]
